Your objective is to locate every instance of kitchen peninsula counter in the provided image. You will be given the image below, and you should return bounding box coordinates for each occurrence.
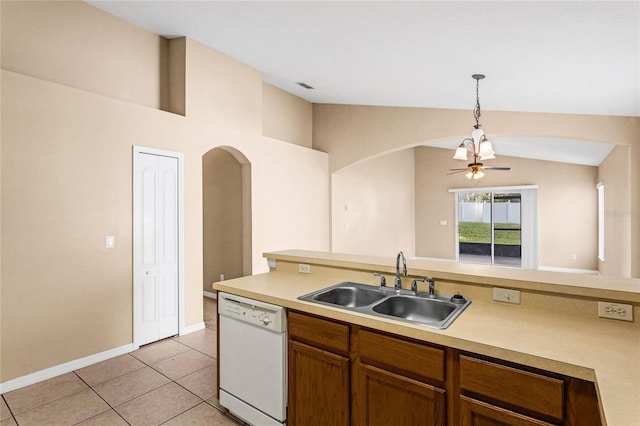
[212,250,640,426]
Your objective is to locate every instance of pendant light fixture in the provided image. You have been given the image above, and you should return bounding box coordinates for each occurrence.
[449,74,510,179]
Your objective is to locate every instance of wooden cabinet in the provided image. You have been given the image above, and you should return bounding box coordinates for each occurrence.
[458,354,601,426]
[459,355,564,423]
[289,340,350,426]
[460,396,555,426]
[355,329,446,426]
[287,310,601,426]
[288,311,350,426]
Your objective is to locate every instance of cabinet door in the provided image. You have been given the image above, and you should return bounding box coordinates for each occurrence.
[357,364,445,426]
[289,340,350,426]
[460,396,556,426]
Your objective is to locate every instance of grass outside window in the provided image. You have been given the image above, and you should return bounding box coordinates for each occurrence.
[459,222,521,245]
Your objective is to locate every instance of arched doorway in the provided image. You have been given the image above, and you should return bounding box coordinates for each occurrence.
[202,146,252,298]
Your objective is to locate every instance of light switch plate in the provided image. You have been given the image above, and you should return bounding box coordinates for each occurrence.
[492,287,521,304]
[105,235,115,248]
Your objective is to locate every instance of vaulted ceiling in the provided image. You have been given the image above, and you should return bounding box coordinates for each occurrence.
[88,1,639,164]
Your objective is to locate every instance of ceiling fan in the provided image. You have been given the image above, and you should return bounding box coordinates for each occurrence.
[448,74,510,180]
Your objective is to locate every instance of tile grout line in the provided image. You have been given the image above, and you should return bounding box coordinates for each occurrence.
[6,377,91,421]
[71,371,131,426]
[5,303,222,425]
[1,394,18,425]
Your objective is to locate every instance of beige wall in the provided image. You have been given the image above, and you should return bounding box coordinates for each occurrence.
[1,1,169,111]
[314,105,639,174]
[415,147,598,270]
[262,83,313,148]
[1,1,329,383]
[330,145,600,271]
[314,104,640,277]
[202,148,245,292]
[332,149,415,257]
[598,146,632,277]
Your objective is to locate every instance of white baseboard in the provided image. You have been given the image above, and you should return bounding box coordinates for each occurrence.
[203,291,217,299]
[0,343,134,394]
[181,321,205,336]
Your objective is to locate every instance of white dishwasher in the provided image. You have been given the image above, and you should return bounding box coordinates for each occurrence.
[218,292,287,426]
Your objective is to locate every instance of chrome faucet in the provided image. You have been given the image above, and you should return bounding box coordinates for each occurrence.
[427,276,435,298]
[411,276,436,298]
[394,251,407,291]
[373,272,387,289]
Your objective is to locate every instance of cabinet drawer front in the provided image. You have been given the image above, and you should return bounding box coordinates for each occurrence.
[460,396,556,426]
[460,356,564,422]
[359,329,445,383]
[288,311,349,355]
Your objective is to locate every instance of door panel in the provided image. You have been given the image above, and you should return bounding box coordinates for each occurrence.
[141,278,157,323]
[288,340,350,426]
[358,364,445,426]
[135,151,179,346]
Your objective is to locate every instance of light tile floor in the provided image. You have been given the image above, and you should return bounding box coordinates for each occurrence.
[1,298,245,426]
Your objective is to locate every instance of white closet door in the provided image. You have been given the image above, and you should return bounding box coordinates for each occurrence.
[134,152,179,346]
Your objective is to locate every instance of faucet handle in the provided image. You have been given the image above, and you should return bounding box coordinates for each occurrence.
[411,277,427,294]
[373,273,387,288]
[427,276,435,298]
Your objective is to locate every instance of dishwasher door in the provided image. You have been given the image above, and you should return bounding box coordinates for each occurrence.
[218,293,287,426]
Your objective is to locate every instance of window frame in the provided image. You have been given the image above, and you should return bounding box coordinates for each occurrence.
[596,181,605,262]
[449,185,539,269]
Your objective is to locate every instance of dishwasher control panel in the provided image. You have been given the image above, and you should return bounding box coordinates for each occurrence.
[218,292,286,332]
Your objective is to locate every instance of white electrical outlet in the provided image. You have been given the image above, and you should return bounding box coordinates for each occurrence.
[298,264,311,274]
[492,287,521,304]
[598,302,633,322]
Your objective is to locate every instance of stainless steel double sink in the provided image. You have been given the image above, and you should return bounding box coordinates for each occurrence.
[298,282,471,329]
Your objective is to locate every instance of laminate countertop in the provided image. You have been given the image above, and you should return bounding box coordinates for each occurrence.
[212,254,640,426]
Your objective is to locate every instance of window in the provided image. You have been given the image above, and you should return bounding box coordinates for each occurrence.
[597,182,604,261]
[450,185,538,269]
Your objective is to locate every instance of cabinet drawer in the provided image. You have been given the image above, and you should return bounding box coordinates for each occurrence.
[460,356,564,422]
[460,396,556,426]
[288,311,349,355]
[359,329,445,383]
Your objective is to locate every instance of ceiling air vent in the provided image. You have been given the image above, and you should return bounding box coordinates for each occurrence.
[295,82,314,89]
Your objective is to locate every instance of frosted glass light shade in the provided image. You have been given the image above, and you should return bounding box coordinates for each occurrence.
[478,140,495,160]
[474,170,485,179]
[471,127,484,143]
[465,171,473,179]
[453,144,468,161]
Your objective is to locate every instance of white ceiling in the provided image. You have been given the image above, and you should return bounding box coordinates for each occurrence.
[88,0,639,165]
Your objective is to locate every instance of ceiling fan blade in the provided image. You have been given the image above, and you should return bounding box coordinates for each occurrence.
[448,168,469,171]
[484,166,511,171]
[447,170,468,175]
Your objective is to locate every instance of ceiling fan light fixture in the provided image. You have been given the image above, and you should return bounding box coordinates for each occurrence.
[453,143,469,160]
[478,139,495,160]
[471,127,484,144]
[449,74,509,180]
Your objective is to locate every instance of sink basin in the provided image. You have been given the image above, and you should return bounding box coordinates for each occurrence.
[372,296,456,324]
[298,282,471,329]
[311,283,387,307]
